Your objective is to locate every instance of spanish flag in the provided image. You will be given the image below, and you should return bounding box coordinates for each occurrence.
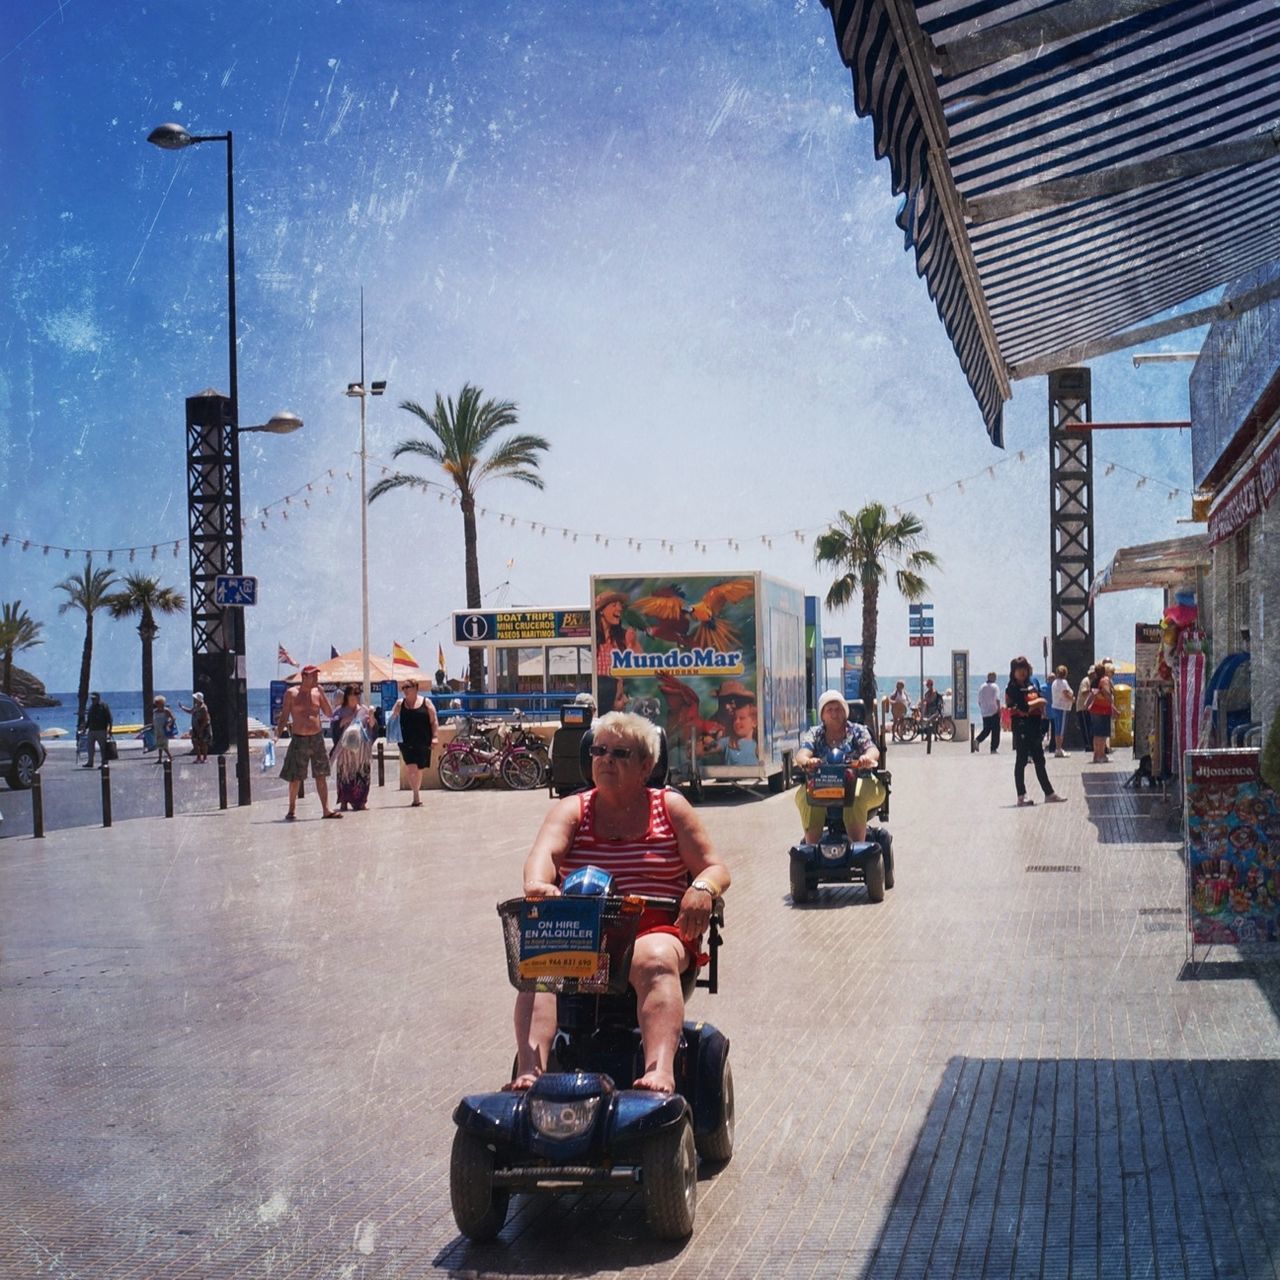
[437,643,447,672]
[391,641,419,669]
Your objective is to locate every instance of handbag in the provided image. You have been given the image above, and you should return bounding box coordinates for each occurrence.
[261,738,276,770]
[104,738,119,762]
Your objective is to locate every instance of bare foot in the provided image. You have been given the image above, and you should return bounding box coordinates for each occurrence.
[632,1070,676,1093]
[503,1069,542,1092]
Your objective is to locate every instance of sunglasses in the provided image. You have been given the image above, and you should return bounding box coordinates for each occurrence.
[589,744,633,761]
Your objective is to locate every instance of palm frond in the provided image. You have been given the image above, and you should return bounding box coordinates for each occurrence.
[368,472,436,504]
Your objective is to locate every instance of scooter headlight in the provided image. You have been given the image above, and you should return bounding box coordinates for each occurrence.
[820,841,846,861]
[530,1096,601,1139]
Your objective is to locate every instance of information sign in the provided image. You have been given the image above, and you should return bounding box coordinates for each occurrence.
[822,636,842,659]
[453,608,591,647]
[909,636,935,648]
[214,574,258,606]
[842,645,863,700]
[517,897,605,979]
[951,650,969,721]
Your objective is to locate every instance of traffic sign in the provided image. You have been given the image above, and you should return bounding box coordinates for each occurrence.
[214,575,258,607]
[908,636,935,647]
[908,602,934,615]
[822,636,842,659]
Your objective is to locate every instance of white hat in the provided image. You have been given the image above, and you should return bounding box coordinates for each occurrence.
[818,690,848,717]
[193,692,205,703]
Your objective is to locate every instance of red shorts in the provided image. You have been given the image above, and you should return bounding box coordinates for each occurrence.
[637,908,707,969]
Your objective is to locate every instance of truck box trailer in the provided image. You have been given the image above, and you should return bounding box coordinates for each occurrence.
[591,571,806,795]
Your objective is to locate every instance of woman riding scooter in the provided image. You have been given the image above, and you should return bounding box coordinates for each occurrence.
[793,691,885,844]
[511,711,730,1095]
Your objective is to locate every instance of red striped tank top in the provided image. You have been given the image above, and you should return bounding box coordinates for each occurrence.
[560,788,688,899]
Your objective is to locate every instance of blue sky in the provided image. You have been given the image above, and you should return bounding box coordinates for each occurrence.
[2,0,1198,692]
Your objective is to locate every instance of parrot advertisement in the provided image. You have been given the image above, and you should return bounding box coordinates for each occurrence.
[591,572,805,788]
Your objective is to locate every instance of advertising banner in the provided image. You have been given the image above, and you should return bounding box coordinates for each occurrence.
[951,650,969,721]
[453,608,591,646]
[517,898,604,980]
[1185,749,1280,945]
[843,645,863,701]
[592,573,762,774]
[1134,623,1164,687]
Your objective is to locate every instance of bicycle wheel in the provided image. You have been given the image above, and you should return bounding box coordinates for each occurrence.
[500,750,544,790]
[897,716,918,743]
[439,749,481,791]
[935,716,956,741]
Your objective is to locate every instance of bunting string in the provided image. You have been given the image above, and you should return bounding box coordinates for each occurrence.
[0,448,1194,563]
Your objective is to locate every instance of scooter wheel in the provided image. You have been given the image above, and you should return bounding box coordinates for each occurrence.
[642,1116,697,1239]
[695,1055,734,1163]
[863,850,886,904]
[450,1129,510,1241]
[789,859,812,905]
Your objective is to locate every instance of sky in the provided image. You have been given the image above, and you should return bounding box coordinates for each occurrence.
[2,0,1201,695]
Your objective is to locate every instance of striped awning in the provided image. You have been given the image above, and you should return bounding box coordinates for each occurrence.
[822,0,1280,445]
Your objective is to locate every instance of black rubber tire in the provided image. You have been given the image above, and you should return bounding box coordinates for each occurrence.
[935,716,956,742]
[450,1129,510,1241]
[438,749,479,791]
[500,752,543,791]
[642,1117,697,1239]
[767,771,784,794]
[897,717,918,743]
[864,850,886,903]
[789,858,811,904]
[695,1055,734,1163]
[8,746,39,790]
[529,748,551,786]
[883,843,895,890]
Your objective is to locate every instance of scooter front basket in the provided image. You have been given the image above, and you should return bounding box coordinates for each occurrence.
[498,895,658,996]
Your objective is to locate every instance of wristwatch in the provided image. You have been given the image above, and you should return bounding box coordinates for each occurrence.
[690,878,719,898]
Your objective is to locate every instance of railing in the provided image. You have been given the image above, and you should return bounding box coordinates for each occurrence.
[427,691,582,722]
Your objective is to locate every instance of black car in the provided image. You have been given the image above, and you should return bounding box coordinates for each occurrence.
[0,695,47,789]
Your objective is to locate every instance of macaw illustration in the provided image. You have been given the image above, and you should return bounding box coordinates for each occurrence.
[633,578,754,652]
[657,674,725,745]
[632,585,693,646]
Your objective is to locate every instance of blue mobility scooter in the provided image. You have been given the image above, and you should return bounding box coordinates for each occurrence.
[789,745,894,905]
[450,728,732,1242]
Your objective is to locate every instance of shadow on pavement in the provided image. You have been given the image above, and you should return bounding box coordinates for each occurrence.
[857,1055,1280,1280]
[1078,768,1182,846]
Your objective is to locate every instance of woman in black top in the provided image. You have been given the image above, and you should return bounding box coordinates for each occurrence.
[1005,657,1066,808]
[391,678,438,807]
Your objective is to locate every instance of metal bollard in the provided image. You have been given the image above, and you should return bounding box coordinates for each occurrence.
[218,755,228,810]
[31,771,44,839]
[377,740,385,787]
[925,725,933,756]
[970,722,977,753]
[101,763,113,828]
[163,758,174,818]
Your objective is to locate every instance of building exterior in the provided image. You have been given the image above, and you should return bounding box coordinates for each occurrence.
[1190,260,1280,742]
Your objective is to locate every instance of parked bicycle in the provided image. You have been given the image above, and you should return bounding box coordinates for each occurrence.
[438,723,547,791]
[449,714,551,787]
[893,710,956,742]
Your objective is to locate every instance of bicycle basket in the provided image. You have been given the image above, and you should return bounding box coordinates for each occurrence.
[498,895,650,995]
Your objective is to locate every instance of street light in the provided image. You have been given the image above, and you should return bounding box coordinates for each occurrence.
[346,357,386,708]
[149,120,272,807]
[241,412,304,436]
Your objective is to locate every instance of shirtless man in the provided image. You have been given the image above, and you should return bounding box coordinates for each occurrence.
[276,665,338,820]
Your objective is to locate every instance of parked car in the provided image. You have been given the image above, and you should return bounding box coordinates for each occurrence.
[0,695,46,789]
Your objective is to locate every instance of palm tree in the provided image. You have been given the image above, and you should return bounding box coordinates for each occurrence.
[0,601,45,695]
[369,383,550,691]
[105,573,187,716]
[813,503,939,707]
[55,561,118,730]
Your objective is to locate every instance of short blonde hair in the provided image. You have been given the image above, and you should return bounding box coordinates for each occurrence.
[592,711,660,770]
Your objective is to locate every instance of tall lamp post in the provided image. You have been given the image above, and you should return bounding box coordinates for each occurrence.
[149,122,299,805]
[345,290,386,707]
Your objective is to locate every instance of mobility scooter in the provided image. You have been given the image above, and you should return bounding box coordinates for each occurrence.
[789,744,894,904]
[449,730,733,1242]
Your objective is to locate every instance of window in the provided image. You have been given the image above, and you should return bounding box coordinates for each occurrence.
[0,697,21,722]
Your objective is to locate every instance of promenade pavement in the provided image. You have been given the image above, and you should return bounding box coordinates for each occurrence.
[2,738,1279,1279]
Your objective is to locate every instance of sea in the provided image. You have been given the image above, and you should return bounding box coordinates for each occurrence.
[27,690,275,736]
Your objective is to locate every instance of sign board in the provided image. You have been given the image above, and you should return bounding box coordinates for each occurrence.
[214,574,258,606]
[452,608,591,647]
[822,636,842,659]
[1185,749,1280,946]
[1135,623,1165,688]
[517,897,605,979]
[909,636,935,648]
[842,645,863,700]
[951,650,969,721]
[908,603,933,615]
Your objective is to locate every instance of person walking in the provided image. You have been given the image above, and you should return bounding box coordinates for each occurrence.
[1049,665,1074,758]
[1074,668,1093,751]
[83,691,113,767]
[179,692,212,763]
[330,684,374,811]
[276,665,339,820]
[1006,656,1066,807]
[974,672,1002,753]
[389,677,439,806]
[152,696,177,764]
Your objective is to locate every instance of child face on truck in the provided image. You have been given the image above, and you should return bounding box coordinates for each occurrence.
[730,704,758,741]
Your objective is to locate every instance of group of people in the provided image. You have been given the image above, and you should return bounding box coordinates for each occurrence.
[79,690,213,768]
[274,665,440,820]
[970,657,1119,806]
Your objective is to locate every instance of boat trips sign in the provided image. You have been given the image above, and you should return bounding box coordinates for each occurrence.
[453,608,591,646]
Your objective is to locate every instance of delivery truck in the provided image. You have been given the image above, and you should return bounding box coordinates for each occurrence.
[590,571,806,797]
